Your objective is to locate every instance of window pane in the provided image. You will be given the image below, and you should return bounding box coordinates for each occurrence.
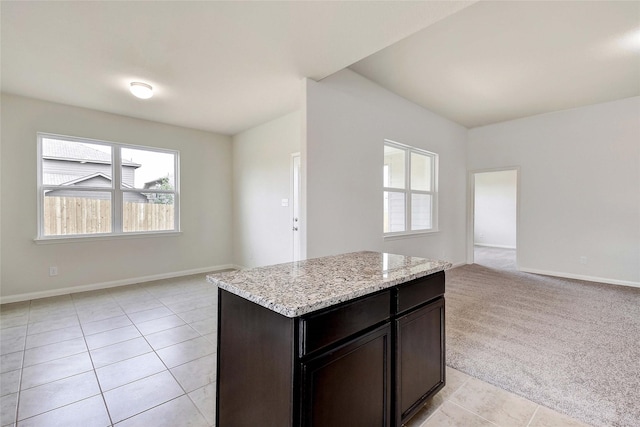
[42,138,112,187]
[43,192,112,236]
[411,194,432,230]
[121,148,175,190]
[383,191,405,233]
[411,152,432,191]
[383,145,405,189]
[123,192,175,232]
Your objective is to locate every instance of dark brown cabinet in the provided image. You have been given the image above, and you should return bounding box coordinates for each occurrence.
[301,324,391,427]
[216,270,445,427]
[395,298,445,424]
[216,291,295,427]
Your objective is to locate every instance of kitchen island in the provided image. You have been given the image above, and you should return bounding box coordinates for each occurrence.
[207,251,451,427]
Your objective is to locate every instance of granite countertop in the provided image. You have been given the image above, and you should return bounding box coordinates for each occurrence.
[206,251,452,318]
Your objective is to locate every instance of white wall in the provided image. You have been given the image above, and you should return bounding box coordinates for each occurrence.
[0,94,234,301]
[304,69,468,264]
[468,97,640,286]
[232,111,301,268]
[474,170,517,248]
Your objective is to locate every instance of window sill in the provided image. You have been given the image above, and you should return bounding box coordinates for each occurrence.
[383,229,439,241]
[34,231,182,245]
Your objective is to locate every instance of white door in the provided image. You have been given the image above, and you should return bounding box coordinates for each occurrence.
[292,153,301,262]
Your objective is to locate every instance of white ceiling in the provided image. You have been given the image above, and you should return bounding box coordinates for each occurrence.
[0,1,472,135]
[1,1,638,135]
[351,1,640,128]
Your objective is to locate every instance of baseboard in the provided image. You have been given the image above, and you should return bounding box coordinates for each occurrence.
[518,267,640,289]
[0,264,240,304]
[474,243,516,249]
[449,261,468,269]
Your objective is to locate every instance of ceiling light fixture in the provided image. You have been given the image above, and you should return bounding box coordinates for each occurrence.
[129,82,153,99]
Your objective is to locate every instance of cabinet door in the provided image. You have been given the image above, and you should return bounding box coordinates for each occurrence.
[396,297,445,423]
[301,324,391,427]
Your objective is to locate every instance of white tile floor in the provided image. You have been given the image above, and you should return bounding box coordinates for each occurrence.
[1,272,589,427]
[1,274,217,427]
[404,367,588,427]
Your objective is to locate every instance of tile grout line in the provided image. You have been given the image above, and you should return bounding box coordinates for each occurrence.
[416,407,441,427]
[73,292,116,427]
[526,405,540,427]
[420,375,469,425]
[22,333,81,352]
[447,370,544,423]
[159,285,218,427]
[12,299,31,427]
[3,277,217,427]
[446,376,470,401]
[105,289,205,416]
[416,375,470,426]
[445,373,542,427]
[15,395,111,426]
[21,340,86,370]
[405,370,469,427]
[110,284,214,425]
[447,400,502,426]
[152,299,216,425]
[112,395,192,426]
[105,284,172,425]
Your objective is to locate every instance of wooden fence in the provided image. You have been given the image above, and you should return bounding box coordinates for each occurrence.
[44,196,174,235]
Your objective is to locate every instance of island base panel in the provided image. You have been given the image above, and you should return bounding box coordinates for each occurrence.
[217,290,295,427]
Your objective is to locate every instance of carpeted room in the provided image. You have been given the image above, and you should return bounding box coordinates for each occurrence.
[445,257,640,427]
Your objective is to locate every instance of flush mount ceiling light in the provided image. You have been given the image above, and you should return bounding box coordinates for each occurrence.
[129,82,153,99]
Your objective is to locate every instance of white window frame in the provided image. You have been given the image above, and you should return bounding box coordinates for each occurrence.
[383,139,438,238]
[36,132,180,242]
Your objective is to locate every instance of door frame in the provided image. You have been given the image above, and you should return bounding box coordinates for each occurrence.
[466,167,520,266]
[291,152,301,262]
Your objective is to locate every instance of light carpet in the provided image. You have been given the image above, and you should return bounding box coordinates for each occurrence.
[445,264,640,427]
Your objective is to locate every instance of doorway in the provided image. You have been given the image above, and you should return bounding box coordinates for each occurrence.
[468,168,519,269]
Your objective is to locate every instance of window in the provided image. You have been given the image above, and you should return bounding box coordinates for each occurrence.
[383,140,437,235]
[37,133,179,239]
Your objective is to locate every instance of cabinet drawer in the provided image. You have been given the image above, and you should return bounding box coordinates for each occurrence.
[300,291,390,356]
[396,271,444,314]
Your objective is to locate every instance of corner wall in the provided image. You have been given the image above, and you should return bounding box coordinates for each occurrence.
[0,94,234,301]
[468,97,640,286]
[304,69,468,264]
[232,111,301,268]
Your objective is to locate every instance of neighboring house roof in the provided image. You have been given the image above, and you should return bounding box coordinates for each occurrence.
[143,177,169,189]
[143,175,175,189]
[144,178,163,189]
[42,138,140,167]
[59,172,112,186]
[44,172,136,188]
[43,173,83,186]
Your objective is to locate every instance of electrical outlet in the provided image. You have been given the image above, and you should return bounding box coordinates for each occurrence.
[49,266,58,276]
[579,256,587,265]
